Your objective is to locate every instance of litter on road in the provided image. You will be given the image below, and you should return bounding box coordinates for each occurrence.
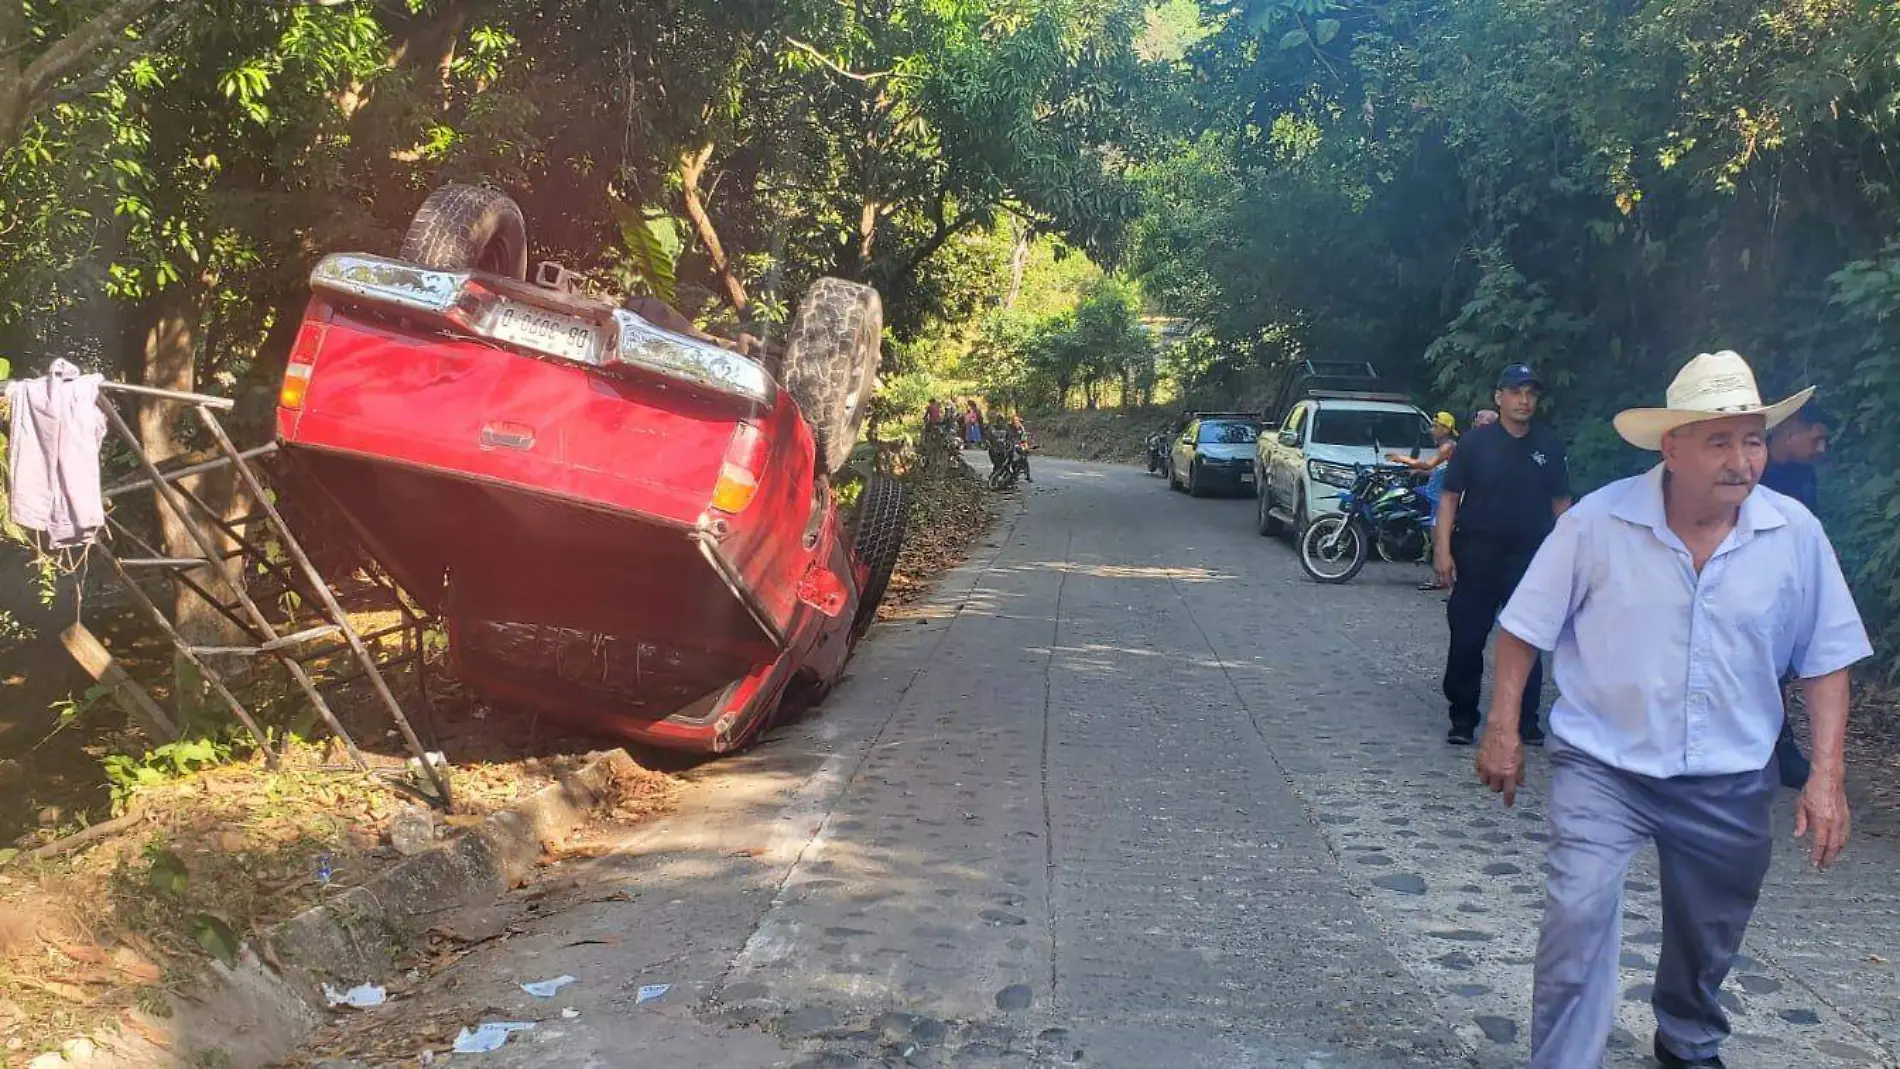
[635,983,671,1005]
[321,983,387,1009]
[451,1021,536,1053]
[519,975,576,998]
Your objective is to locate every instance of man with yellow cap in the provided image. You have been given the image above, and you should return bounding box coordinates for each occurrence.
[1388,411,1461,590]
[1475,349,1870,1068]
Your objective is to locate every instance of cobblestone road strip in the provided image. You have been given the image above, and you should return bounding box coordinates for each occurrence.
[320,460,1900,1069]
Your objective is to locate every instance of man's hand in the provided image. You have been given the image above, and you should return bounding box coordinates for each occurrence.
[1433,547,1456,591]
[1794,771,1851,870]
[1475,726,1525,806]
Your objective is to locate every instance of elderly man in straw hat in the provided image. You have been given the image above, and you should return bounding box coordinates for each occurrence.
[1473,350,1871,1068]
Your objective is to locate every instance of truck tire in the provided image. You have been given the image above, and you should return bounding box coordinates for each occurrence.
[1256,484,1284,536]
[848,473,909,642]
[399,183,529,280]
[785,278,882,473]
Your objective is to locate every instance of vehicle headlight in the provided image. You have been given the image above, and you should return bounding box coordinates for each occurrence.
[1308,460,1355,488]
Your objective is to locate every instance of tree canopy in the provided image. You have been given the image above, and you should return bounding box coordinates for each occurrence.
[13,0,1900,664]
[1118,0,1900,666]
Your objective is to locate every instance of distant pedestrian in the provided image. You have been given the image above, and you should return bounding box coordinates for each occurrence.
[1007,412,1033,483]
[1476,350,1868,1068]
[1761,398,1835,791]
[925,399,944,435]
[963,400,986,448]
[1434,366,1571,746]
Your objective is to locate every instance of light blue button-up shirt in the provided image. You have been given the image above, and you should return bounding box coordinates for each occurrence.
[1498,465,1872,779]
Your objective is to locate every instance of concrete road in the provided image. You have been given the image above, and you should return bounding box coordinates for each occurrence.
[330,459,1900,1068]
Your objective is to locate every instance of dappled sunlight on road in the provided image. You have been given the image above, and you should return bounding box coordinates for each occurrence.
[1005,560,1233,583]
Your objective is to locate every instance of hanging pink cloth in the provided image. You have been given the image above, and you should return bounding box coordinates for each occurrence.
[6,358,108,548]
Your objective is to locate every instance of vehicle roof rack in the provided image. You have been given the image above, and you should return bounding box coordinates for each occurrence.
[1308,390,1416,404]
[1188,411,1258,421]
[1294,360,1378,379]
[1264,359,1403,422]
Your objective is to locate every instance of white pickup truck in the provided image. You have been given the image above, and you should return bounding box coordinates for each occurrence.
[1253,391,1437,537]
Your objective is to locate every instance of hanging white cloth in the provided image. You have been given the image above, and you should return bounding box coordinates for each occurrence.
[5,358,108,548]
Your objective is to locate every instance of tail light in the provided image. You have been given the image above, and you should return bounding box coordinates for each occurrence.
[711,423,770,514]
[278,316,328,410]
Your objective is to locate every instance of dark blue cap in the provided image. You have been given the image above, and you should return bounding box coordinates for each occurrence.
[1496,364,1542,389]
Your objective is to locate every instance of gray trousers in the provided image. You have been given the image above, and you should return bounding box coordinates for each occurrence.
[1530,741,1776,1067]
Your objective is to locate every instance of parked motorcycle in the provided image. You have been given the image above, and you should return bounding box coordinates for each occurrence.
[1145,430,1171,475]
[1297,464,1434,583]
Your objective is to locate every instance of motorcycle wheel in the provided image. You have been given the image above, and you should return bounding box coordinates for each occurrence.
[1299,514,1368,584]
[1375,527,1424,564]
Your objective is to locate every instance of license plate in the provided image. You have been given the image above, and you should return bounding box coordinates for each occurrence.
[1240,473,1255,483]
[487,302,601,364]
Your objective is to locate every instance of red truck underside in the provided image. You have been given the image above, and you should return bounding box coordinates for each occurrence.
[277,299,861,752]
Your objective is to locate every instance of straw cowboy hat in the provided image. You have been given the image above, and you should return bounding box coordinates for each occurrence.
[1612,350,1815,451]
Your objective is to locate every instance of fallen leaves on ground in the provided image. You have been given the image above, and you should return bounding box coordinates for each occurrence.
[880,463,996,616]
[0,740,679,1059]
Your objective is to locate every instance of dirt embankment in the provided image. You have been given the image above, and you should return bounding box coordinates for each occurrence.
[879,464,995,616]
[1026,408,1170,465]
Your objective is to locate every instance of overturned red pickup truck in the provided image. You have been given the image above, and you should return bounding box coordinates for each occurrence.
[275,184,907,753]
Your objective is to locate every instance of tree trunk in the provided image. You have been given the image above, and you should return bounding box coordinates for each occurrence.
[680,142,749,314]
[1004,229,1030,310]
[857,199,879,277]
[387,0,477,98]
[135,284,254,720]
[0,0,167,149]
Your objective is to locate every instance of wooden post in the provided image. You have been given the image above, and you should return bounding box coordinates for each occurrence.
[60,623,181,743]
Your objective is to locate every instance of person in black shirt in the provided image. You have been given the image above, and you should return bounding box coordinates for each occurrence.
[1760,399,1833,789]
[1434,365,1573,746]
[1760,399,1829,512]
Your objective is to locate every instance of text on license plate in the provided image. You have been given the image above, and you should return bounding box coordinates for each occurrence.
[1240,473,1255,482]
[487,303,600,364]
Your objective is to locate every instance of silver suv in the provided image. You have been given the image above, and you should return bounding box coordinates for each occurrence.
[1254,395,1435,535]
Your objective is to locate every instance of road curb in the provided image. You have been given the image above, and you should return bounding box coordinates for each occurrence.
[73,749,639,1069]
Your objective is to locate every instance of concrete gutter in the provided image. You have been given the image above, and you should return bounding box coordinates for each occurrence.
[54,750,640,1069]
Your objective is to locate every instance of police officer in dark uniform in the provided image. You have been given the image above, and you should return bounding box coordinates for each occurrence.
[1434,365,1574,746]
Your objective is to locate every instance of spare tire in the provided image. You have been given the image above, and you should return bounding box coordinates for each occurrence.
[784,278,882,473]
[847,473,910,642]
[399,183,529,280]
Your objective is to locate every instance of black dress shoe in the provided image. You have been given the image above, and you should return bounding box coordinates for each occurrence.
[1654,1034,1726,1068]
[1521,727,1546,747]
[1446,724,1475,746]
